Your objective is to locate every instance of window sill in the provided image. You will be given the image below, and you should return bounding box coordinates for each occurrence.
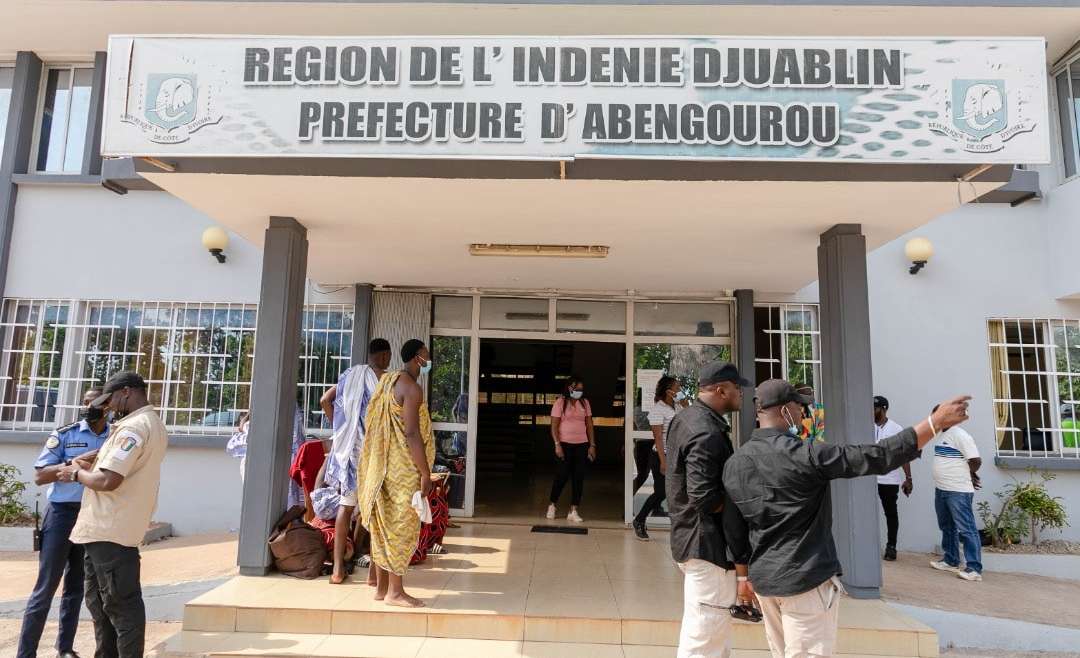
[11,173,102,186]
[0,430,228,449]
[995,456,1080,471]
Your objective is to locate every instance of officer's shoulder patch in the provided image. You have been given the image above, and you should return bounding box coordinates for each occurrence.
[45,436,60,449]
[54,421,79,435]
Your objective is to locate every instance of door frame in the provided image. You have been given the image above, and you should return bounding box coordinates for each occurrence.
[428,294,736,522]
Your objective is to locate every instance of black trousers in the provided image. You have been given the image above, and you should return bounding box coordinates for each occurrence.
[16,502,84,658]
[84,541,145,658]
[878,484,900,549]
[550,442,589,506]
[632,440,653,494]
[633,450,667,525]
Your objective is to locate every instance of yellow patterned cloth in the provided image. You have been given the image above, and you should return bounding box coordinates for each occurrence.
[359,371,435,576]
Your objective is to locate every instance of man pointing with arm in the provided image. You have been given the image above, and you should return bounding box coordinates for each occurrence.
[722,379,970,658]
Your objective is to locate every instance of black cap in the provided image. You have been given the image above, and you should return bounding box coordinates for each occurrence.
[874,395,889,410]
[698,362,750,387]
[91,371,147,407]
[756,379,813,410]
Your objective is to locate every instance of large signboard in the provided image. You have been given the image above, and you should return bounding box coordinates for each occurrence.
[102,35,1051,163]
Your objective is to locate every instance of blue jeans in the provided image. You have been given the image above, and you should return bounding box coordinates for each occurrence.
[934,488,982,574]
[16,502,84,658]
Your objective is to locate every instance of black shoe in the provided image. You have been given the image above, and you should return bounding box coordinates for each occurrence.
[58,652,82,658]
[633,521,650,541]
[883,546,897,561]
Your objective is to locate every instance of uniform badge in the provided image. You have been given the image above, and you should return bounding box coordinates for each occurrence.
[45,436,60,449]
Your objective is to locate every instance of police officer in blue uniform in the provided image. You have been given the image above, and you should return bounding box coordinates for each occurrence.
[17,387,109,658]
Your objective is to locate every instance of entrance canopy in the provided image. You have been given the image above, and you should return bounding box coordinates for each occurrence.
[101,33,1050,293]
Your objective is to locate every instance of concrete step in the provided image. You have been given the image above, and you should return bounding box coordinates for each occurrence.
[155,631,923,658]
[181,577,938,657]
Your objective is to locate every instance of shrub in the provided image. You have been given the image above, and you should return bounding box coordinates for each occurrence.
[978,469,1068,548]
[0,463,34,526]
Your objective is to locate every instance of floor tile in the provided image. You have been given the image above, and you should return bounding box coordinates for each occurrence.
[430,587,530,615]
[524,616,622,644]
[171,630,328,655]
[521,640,624,658]
[330,610,429,637]
[235,608,332,635]
[525,594,620,619]
[417,637,524,658]
[314,633,425,658]
[427,612,525,641]
[184,605,237,632]
[622,645,677,658]
[621,619,680,647]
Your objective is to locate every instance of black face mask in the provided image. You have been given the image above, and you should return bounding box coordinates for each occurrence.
[81,406,105,422]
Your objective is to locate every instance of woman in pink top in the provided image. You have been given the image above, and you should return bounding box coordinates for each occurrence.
[546,375,596,523]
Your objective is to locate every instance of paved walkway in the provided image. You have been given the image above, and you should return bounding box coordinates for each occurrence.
[2,533,1079,657]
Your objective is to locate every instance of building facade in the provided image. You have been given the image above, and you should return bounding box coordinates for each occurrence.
[1,0,1079,597]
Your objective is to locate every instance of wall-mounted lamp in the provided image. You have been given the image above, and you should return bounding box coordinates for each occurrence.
[201,226,229,264]
[904,237,934,275]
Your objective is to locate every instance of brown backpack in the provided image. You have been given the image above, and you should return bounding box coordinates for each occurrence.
[268,505,327,579]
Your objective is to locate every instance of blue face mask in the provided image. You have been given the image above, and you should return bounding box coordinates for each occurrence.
[782,407,801,436]
[673,391,687,403]
[419,358,433,375]
[570,390,583,400]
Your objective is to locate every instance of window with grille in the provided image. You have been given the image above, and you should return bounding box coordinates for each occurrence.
[753,303,821,393]
[0,299,70,430]
[988,318,1080,458]
[0,299,354,435]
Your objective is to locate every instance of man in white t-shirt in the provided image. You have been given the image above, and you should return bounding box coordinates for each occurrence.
[930,407,984,581]
[873,396,911,561]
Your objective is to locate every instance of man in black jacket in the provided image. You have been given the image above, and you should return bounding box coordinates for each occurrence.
[723,379,970,658]
[665,362,749,658]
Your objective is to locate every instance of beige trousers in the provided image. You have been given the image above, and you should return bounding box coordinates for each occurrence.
[676,559,736,658]
[757,576,843,658]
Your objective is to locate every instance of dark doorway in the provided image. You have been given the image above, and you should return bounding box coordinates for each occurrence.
[474,339,626,523]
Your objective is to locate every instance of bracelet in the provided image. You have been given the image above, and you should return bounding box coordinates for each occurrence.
[927,414,938,436]
[737,576,749,582]
[73,469,79,484]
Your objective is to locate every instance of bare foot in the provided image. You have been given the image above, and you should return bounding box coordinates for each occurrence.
[329,571,348,585]
[384,592,425,608]
[374,583,388,601]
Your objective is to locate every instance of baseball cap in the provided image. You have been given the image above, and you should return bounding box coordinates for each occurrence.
[698,362,751,388]
[874,395,889,410]
[756,379,814,410]
[91,371,148,407]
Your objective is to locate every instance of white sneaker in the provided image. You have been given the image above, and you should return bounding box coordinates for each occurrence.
[957,569,983,582]
[930,560,961,573]
[545,504,556,520]
[567,510,584,523]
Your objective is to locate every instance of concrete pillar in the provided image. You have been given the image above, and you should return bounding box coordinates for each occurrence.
[0,51,43,299]
[817,223,880,599]
[351,284,374,366]
[237,216,308,575]
[734,289,756,444]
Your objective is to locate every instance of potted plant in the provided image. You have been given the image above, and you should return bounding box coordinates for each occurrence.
[977,469,1069,549]
[0,463,37,551]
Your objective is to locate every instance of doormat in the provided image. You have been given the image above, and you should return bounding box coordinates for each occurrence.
[531,525,588,535]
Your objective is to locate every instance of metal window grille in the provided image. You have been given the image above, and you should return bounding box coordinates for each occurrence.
[0,299,71,430]
[988,318,1080,458]
[0,299,355,435]
[298,303,353,432]
[753,303,821,393]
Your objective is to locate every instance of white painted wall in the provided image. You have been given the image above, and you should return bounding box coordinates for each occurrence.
[0,443,243,536]
[791,175,1080,552]
[6,185,264,303]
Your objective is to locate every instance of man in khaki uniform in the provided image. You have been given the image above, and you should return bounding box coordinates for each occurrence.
[722,380,971,658]
[57,371,167,658]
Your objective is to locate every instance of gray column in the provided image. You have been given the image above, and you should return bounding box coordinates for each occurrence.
[237,216,308,575]
[817,223,880,599]
[350,283,374,366]
[734,289,756,444]
[0,51,43,299]
[82,51,107,176]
